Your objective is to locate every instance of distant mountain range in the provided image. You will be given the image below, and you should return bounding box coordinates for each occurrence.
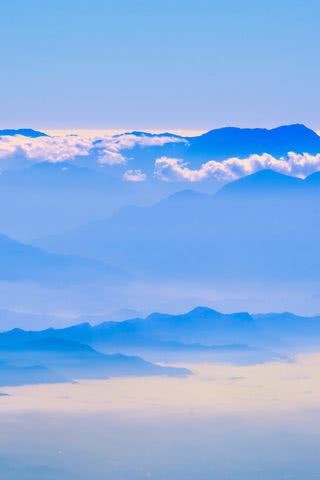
[218,168,320,196]
[0,334,189,387]
[0,233,125,285]
[184,124,320,160]
[2,305,320,386]
[35,169,320,283]
[13,306,318,350]
[111,124,320,165]
[3,124,320,160]
[0,308,142,332]
[1,167,320,290]
[1,125,320,315]
[1,123,320,240]
[0,128,47,137]
[0,307,255,349]
[0,161,170,239]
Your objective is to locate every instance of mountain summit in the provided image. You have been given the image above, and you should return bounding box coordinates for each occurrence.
[186,124,320,161]
[217,169,305,196]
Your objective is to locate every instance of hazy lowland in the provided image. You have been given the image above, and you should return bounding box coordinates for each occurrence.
[2,354,320,479]
[1,125,320,478]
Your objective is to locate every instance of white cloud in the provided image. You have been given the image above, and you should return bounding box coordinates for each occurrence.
[154,153,320,182]
[106,133,187,150]
[97,149,127,165]
[96,134,187,165]
[0,132,186,168]
[1,132,320,182]
[123,169,147,182]
[0,134,93,163]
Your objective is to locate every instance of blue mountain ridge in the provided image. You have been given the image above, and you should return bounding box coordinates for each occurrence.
[2,306,320,376]
[0,129,47,138]
[0,334,189,387]
[113,124,320,164]
[1,123,320,240]
[34,169,320,283]
[0,233,127,285]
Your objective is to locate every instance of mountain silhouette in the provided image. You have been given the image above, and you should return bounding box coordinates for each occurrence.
[35,169,320,283]
[0,128,47,137]
[186,124,320,160]
[2,306,320,368]
[217,169,305,196]
[0,233,126,285]
[1,123,320,240]
[115,124,320,166]
[0,333,190,387]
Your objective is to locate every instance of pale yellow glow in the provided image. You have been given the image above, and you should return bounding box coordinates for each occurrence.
[2,353,320,417]
[43,129,205,138]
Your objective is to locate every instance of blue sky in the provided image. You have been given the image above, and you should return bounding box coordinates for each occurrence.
[1,0,319,130]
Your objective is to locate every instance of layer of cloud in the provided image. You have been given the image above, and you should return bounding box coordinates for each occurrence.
[0,133,186,167]
[97,148,126,165]
[154,153,320,182]
[96,134,187,165]
[0,135,94,164]
[1,133,320,182]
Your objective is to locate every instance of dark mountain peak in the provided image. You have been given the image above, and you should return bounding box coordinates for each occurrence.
[187,124,320,160]
[65,321,92,329]
[163,189,208,203]
[5,327,25,335]
[187,306,220,317]
[218,169,304,196]
[271,123,319,138]
[239,168,301,183]
[187,307,252,322]
[59,322,93,334]
[146,311,170,321]
[114,131,184,139]
[229,311,253,322]
[116,131,155,138]
[196,124,317,140]
[0,128,47,138]
[196,126,255,138]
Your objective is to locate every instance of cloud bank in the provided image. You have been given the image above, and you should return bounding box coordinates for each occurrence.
[154,153,320,182]
[0,135,94,164]
[1,133,320,181]
[0,133,186,167]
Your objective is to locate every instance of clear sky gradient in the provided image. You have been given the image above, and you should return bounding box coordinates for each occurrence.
[1,0,319,130]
